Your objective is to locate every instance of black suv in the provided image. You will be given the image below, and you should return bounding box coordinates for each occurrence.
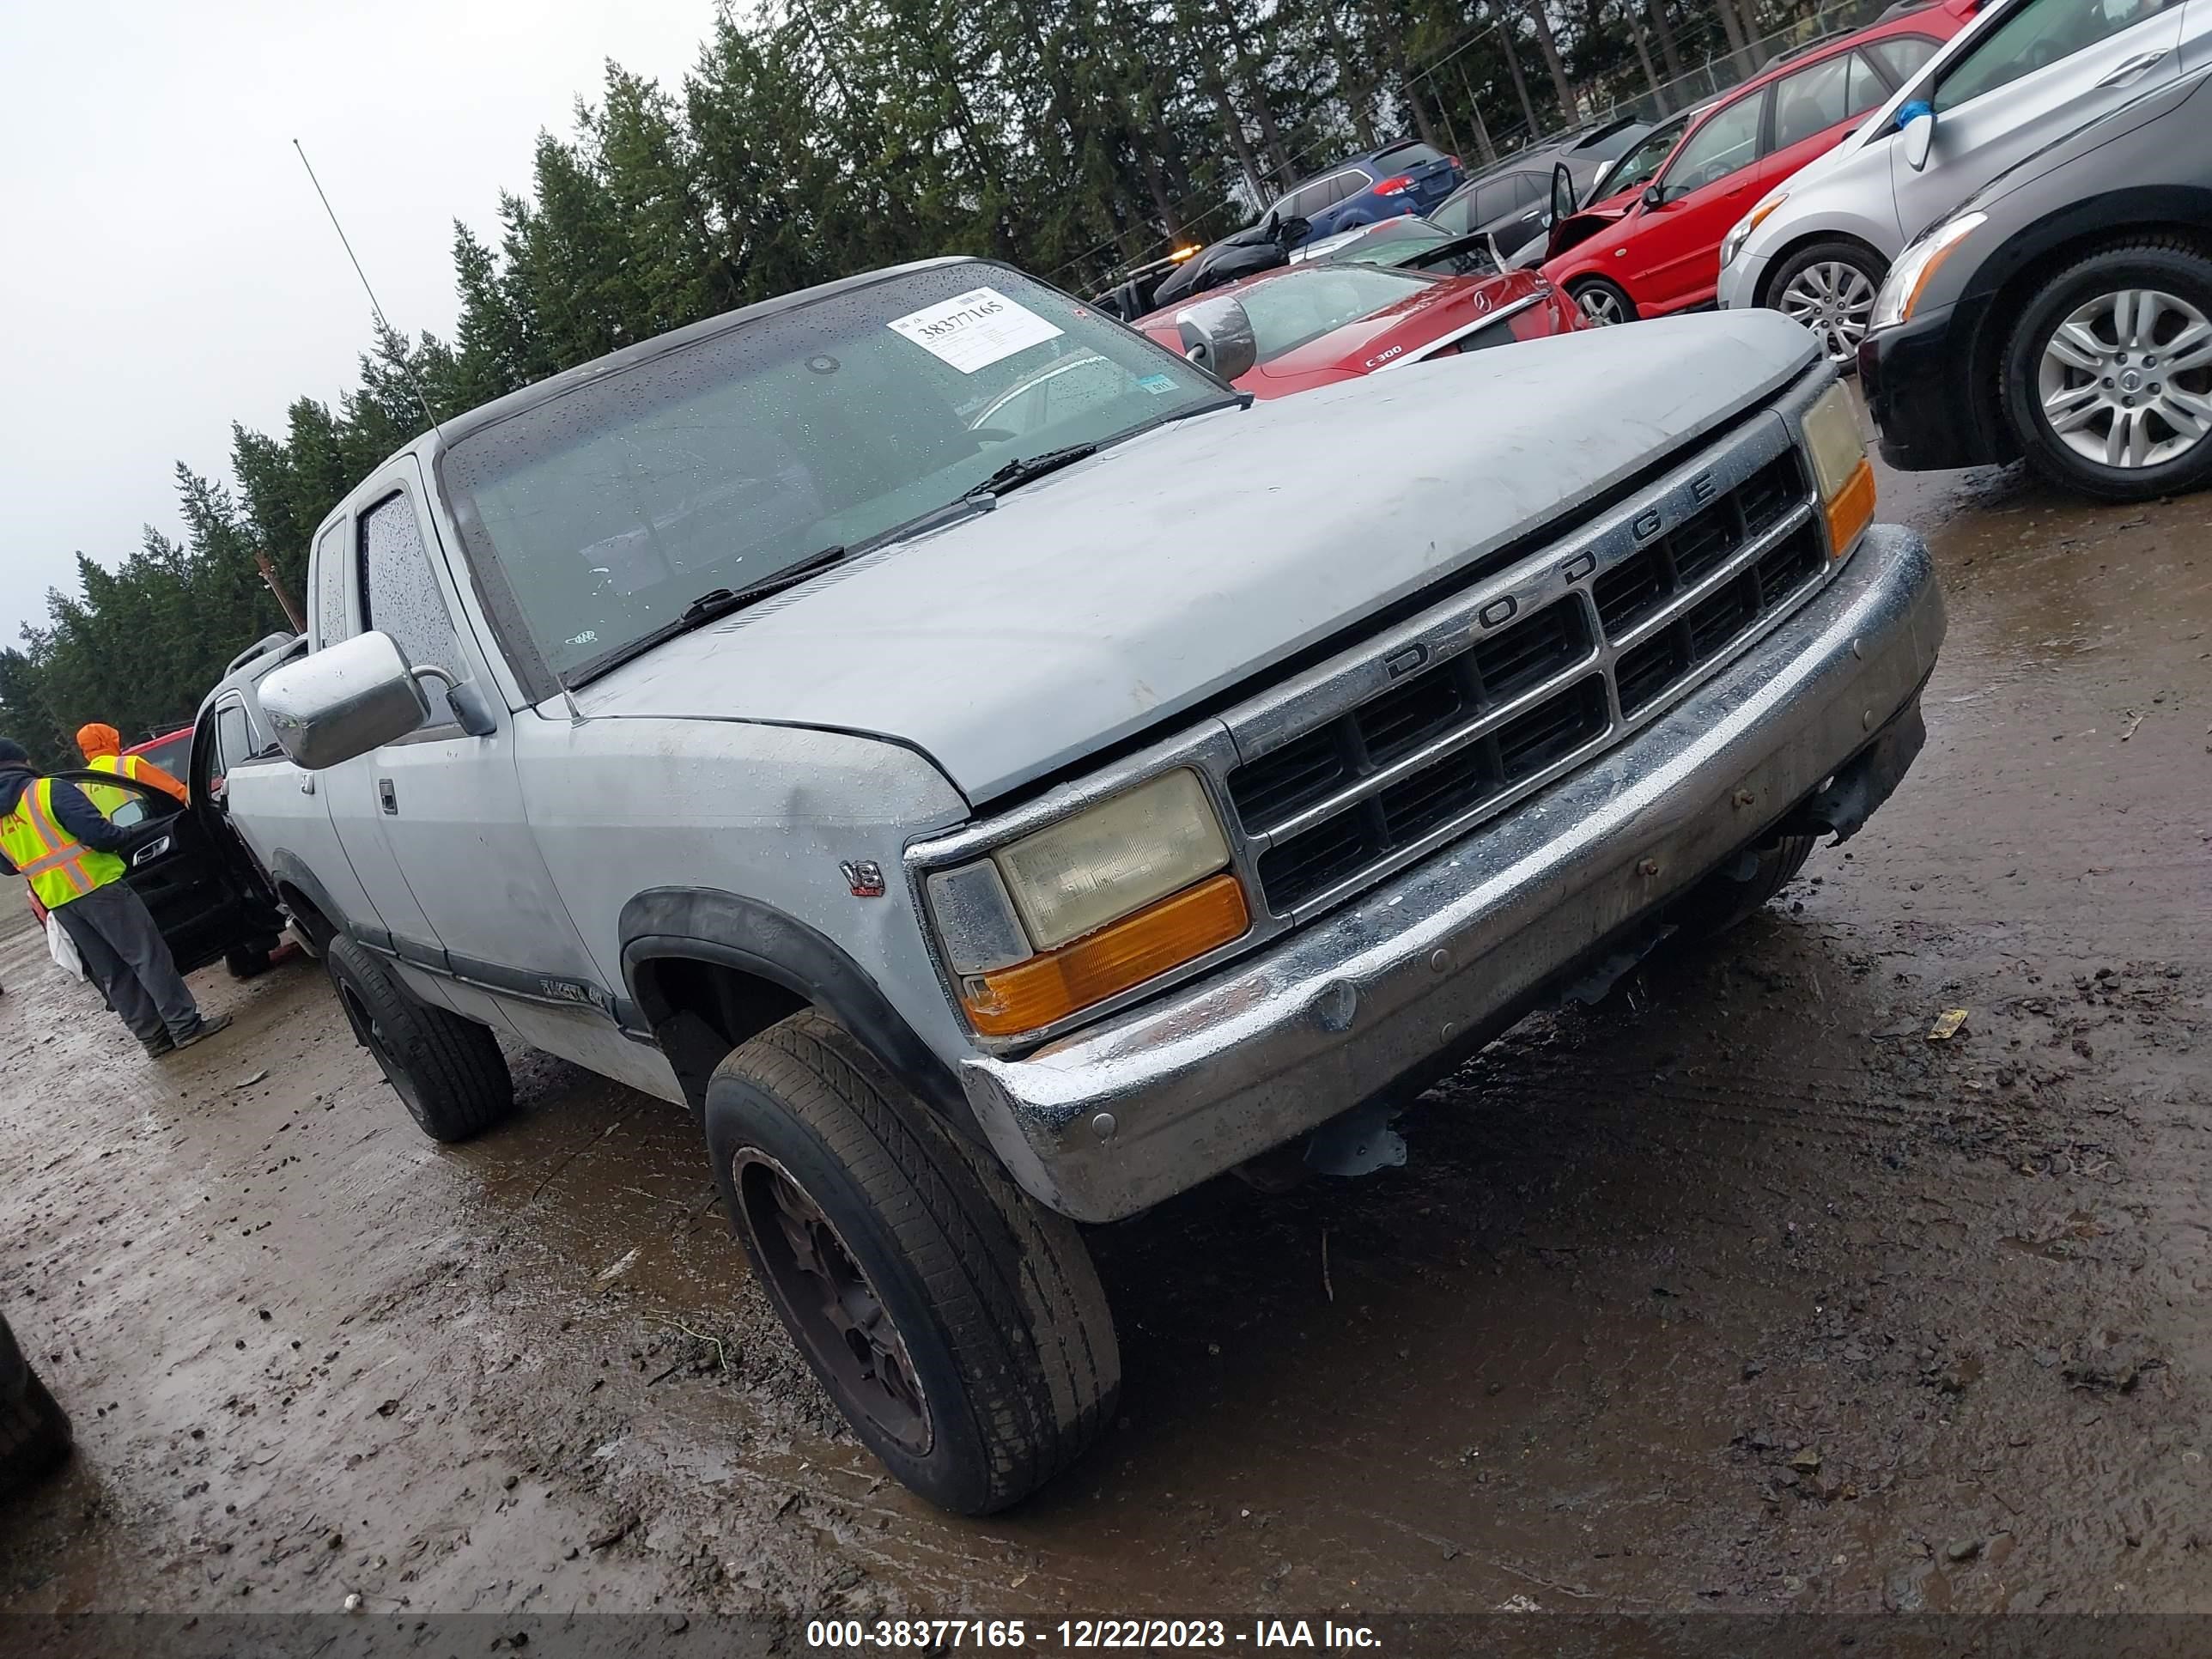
[48,633,302,980]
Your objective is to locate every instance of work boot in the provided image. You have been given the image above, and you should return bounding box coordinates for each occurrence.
[142,1031,176,1059]
[172,1012,234,1050]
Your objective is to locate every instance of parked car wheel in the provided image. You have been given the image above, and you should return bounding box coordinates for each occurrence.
[1765,240,1884,367]
[2001,240,2212,502]
[0,1315,73,1494]
[224,939,278,981]
[703,1011,1119,1515]
[1569,277,1636,327]
[1668,835,1816,944]
[325,934,514,1142]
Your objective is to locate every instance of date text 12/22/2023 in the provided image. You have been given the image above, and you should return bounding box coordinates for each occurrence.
[804,1620,1383,1650]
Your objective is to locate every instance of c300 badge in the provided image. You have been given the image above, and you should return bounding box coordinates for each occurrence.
[840,860,886,898]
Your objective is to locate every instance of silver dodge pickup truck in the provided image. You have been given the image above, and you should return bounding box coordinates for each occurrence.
[232,257,1942,1513]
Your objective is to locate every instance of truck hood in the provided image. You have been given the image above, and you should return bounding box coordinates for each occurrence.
[576,309,1820,805]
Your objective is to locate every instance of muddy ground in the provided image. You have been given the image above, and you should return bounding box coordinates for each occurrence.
[1,445,2207,1625]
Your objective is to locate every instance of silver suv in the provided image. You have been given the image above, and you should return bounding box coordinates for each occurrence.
[229,258,1943,1513]
[1720,0,2212,361]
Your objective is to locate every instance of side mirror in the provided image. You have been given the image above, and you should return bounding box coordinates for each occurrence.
[1899,104,1936,171]
[1642,182,1667,210]
[259,630,432,770]
[1177,295,1260,383]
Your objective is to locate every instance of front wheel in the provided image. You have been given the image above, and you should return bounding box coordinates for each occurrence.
[225,939,277,981]
[704,1012,1119,1514]
[1766,240,1884,367]
[1570,277,1636,328]
[325,934,514,1142]
[2001,239,2212,501]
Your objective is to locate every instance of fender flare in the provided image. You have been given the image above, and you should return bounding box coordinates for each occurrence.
[618,886,971,1133]
[264,850,352,946]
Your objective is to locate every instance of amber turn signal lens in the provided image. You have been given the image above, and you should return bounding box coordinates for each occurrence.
[1825,456,1876,558]
[960,873,1249,1038]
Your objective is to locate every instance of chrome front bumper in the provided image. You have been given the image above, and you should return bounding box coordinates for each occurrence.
[959,524,1944,1222]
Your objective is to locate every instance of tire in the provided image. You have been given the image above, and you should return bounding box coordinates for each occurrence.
[0,1316,73,1492]
[1570,277,1637,328]
[224,939,277,981]
[325,934,514,1142]
[2001,238,2212,502]
[704,1011,1119,1515]
[1764,240,1885,367]
[1668,835,1816,945]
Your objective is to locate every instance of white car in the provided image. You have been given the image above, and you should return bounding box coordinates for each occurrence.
[1719,0,2212,362]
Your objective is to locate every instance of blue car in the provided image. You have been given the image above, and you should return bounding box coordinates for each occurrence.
[1265,140,1465,250]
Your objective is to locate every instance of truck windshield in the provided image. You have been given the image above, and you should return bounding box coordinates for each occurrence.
[437,264,1234,686]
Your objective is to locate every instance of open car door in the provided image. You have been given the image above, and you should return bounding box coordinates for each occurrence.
[1550,162,1578,237]
[50,769,277,978]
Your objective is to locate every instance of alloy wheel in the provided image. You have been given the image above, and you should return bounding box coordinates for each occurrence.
[2036,287,2212,470]
[732,1148,932,1455]
[1777,260,1876,363]
[1576,286,1626,326]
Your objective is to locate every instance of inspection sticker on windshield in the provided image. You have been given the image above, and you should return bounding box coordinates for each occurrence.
[887,287,1062,374]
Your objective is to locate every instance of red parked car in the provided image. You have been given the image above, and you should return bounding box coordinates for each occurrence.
[1540,0,1975,327]
[1132,260,1580,398]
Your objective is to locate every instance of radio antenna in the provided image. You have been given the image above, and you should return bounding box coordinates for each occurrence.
[293,138,445,440]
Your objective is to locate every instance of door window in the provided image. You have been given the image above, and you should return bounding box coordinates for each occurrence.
[1660,95,1765,200]
[1429,190,1479,234]
[1934,0,2185,112]
[1865,33,1943,86]
[312,521,349,648]
[1770,51,1890,151]
[1602,115,1692,199]
[214,702,253,775]
[358,491,465,726]
[1474,173,1539,222]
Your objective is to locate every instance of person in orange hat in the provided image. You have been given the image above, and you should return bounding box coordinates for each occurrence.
[76,723,187,818]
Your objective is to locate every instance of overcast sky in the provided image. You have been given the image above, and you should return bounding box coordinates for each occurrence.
[0,0,716,646]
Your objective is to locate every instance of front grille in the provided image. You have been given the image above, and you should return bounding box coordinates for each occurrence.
[1228,433,1825,915]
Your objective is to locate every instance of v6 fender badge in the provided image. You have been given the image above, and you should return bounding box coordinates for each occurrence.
[841,860,887,898]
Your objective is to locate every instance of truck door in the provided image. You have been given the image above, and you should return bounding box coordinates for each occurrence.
[330,463,608,1019]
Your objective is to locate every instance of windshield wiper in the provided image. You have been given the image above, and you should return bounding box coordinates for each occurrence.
[568,544,849,687]
[963,442,1098,501]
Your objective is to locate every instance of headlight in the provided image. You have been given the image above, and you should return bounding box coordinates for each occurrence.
[927,769,1249,1037]
[1870,212,1985,332]
[1802,380,1875,559]
[1721,191,1788,271]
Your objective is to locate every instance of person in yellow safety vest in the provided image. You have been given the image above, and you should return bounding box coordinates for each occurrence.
[0,737,231,1058]
[76,722,188,818]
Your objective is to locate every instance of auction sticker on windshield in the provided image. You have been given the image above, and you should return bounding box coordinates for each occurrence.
[888,287,1063,374]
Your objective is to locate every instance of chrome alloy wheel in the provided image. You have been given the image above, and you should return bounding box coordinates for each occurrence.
[1777,260,1877,363]
[2037,287,2212,470]
[1576,285,1627,326]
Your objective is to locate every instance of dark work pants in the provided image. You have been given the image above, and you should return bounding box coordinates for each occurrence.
[52,882,201,1044]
